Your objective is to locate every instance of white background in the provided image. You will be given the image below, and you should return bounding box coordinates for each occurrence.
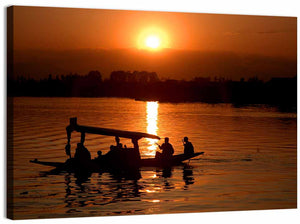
[0,0,299,223]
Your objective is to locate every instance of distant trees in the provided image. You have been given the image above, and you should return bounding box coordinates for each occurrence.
[110,71,159,83]
[8,70,297,112]
[9,70,103,97]
[70,70,103,97]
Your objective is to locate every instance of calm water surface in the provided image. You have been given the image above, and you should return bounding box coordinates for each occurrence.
[11,97,297,219]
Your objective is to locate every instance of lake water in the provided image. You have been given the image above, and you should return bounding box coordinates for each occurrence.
[10,97,297,219]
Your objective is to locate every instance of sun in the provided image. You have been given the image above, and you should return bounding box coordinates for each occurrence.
[137,27,169,51]
[145,35,160,49]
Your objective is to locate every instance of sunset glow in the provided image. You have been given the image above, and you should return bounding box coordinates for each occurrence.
[12,7,297,80]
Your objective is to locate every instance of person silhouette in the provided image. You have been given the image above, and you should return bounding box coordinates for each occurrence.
[183,137,194,155]
[156,137,174,159]
[115,136,123,149]
[74,143,91,164]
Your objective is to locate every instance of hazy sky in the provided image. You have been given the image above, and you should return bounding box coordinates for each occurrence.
[12,6,297,80]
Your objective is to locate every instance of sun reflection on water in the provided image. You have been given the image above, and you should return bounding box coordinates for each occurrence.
[146,101,159,156]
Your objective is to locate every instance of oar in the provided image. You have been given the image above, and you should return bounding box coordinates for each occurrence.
[155,142,161,149]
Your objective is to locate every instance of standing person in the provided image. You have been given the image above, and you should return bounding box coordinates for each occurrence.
[156,137,174,159]
[183,137,194,155]
[115,136,123,149]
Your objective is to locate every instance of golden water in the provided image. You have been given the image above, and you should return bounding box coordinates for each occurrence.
[11,97,297,219]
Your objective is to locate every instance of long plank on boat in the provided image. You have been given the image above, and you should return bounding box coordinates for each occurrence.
[68,117,160,140]
[74,125,160,140]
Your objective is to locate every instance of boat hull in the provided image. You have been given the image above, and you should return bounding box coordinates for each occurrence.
[141,152,203,167]
[30,152,204,172]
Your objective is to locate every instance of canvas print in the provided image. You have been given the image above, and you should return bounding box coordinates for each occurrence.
[7,6,297,219]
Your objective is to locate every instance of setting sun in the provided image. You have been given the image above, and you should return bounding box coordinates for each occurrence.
[145,35,160,49]
[137,27,169,50]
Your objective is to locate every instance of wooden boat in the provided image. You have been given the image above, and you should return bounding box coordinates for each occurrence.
[30,117,204,172]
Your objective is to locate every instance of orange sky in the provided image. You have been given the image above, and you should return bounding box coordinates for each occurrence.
[13,6,297,59]
[11,6,297,80]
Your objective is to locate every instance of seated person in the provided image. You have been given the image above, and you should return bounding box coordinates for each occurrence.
[183,137,194,155]
[156,137,174,159]
[97,150,102,157]
[115,136,123,149]
[74,143,91,163]
[94,150,102,159]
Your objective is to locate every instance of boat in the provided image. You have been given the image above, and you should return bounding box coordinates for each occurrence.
[30,117,204,172]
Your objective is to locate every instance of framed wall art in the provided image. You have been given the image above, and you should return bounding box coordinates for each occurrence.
[6,5,297,220]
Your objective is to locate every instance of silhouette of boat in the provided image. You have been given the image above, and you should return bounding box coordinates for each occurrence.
[30,117,204,172]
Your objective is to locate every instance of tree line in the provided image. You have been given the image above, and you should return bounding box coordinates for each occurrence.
[8,70,297,111]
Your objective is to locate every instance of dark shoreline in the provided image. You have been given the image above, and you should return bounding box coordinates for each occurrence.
[8,71,297,113]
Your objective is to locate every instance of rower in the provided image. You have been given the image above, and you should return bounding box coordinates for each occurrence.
[156,137,174,159]
[183,137,194,155]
